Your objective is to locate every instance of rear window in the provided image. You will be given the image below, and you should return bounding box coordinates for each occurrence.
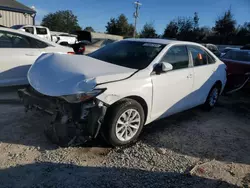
[36,28,48,35]
[223,50,250,62]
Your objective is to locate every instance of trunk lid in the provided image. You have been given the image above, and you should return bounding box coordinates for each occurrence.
[28,53,136,96]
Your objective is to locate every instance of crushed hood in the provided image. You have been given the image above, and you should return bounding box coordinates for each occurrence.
[28,53,136,96]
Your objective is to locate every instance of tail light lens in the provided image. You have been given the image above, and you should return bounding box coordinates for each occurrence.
[78,46,85,54]
[67,52,75,55]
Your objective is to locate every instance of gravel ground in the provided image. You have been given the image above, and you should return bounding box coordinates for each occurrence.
[0,90,249,188]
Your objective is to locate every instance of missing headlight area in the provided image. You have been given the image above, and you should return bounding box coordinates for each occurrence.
[18,87,107,147]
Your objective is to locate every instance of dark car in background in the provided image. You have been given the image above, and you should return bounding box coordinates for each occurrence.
[202,43,221,57]
[220,47,239,57]
[220,49,250,93]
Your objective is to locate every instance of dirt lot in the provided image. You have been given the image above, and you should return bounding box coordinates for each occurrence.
[0,90,249,188]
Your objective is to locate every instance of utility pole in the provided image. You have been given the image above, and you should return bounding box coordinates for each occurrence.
[133,1,142,38]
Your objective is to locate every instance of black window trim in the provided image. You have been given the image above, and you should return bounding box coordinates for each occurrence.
[157,44,192,73]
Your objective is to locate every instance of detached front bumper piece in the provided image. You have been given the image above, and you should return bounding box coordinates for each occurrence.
[18,87,107,147]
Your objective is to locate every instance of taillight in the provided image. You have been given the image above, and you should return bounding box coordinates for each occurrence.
[67,52,75,55]
[78,46,85,54]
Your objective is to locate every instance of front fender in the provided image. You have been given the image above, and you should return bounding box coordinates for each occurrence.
[96,76,153,124]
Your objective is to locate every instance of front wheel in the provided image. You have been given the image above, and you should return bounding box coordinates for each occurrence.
[102,99,145,147]
[203,84,221,110]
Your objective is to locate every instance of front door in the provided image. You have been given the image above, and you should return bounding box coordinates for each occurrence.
[150,45,194,121]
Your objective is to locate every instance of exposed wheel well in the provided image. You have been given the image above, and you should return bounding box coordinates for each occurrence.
[109,96,148,123]
[215,80,222,93]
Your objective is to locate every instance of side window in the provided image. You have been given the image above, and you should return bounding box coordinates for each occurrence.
[188,46,208,66]
[36,28,48,35]
[24,27,34,34]
[29,38,48,48]
[0,31,31,48]
[161,45,189,70]
[0,31,12,48]
[207,53,216,64]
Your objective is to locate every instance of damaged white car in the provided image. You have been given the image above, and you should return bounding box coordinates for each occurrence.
[18,39,227,147]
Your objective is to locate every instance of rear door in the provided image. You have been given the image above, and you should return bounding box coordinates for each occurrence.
[0,30,45,86]
[187,45,218,106]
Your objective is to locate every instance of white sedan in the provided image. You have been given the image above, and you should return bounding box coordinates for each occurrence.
[19,39,227,147]
[0,27,71,87]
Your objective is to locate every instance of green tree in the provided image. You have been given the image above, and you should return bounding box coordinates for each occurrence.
[106,14,134,37]
[176,17,194,41]
[213,9,236,44]
[41,10,81,33]
[140,23,158,38]
[162,21,178,39]
[234,22,250,45]
[84,26,95,32]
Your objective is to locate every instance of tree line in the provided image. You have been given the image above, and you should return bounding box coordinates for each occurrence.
[41,10,250,45]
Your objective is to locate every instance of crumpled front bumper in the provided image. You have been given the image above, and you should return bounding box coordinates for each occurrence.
[18,87,107,146]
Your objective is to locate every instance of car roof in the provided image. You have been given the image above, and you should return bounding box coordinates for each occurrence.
[229,49,250,52]
[12,24,49,29]
[125,38,204,46]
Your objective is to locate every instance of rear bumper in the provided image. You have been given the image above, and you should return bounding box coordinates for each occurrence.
[18,88,107,146]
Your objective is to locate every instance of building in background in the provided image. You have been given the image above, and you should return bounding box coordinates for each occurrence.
[0,0,36,27]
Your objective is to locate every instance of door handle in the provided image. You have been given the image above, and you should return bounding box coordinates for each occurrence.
[187,74,193,79]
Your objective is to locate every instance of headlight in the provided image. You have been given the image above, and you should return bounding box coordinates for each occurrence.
[61,89,106,103]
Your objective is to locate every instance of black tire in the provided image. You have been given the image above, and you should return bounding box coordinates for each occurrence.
[203,84,221,110]
[102,99,145,147]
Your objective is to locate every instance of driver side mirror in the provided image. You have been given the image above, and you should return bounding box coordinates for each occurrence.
[154,62,173,74]
[162,62,173,72]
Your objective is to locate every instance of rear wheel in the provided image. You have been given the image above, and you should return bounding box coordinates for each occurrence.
[102,99,145,146]
[203,84,221,110]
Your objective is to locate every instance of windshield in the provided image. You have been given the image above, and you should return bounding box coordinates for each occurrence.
[88,41,165,69]
[223,50,250,62]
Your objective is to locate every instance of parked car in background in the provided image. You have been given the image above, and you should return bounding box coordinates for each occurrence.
[0,27,73,87]
[52,33,77,46]
[220,47,239,57]
[220,49,250,93]
[83,38,118,54]
[202,43,221,57]
[18,39,227,147]
[11,25,51,41]
[241,44,250,50]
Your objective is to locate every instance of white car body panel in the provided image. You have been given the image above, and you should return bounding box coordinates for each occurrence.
[28,53,137,96]
[26,38,227,125]
[57,36,77,45]
[150,68,194,121]
[0,27,70,87]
